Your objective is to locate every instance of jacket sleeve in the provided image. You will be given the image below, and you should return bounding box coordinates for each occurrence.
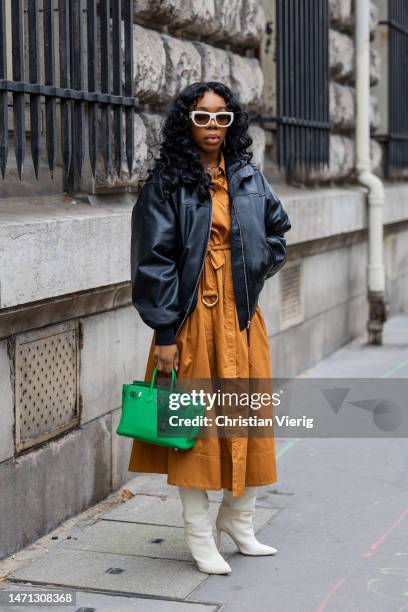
[259,172,292,280]
[130,179,181,345]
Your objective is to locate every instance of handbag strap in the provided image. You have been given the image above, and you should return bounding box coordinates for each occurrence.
[150,366,177,394]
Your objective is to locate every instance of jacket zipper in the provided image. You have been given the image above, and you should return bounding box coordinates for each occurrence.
[175,198,213,336]
[232,199,251,329]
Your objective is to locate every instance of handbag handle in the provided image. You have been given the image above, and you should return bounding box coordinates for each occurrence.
[148,366,177,399]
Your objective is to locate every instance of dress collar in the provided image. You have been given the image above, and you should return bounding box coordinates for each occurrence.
[219,151,226,176]
[206,150,226,181]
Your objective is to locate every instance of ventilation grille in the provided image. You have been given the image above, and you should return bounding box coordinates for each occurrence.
[15,321,80,453]
[280,260,304,329]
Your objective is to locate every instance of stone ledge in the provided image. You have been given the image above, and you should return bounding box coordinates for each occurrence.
[0,194,135,309]
[1,184,408,310]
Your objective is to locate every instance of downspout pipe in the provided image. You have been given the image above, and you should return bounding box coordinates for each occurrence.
[355,0,388,344]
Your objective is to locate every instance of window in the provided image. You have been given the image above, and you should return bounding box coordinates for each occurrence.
[380,0,408,174]
[260,0,330,177]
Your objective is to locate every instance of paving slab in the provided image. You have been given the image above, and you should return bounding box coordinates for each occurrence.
[101,494,277,527]
[124,473,285,506]
[0,583,220,611]
[101,493,192,526]
[10,549,209,599]
[56,509,276,560]
[5,481,278,604]
[126,474,223,503]
[60,522,197,561]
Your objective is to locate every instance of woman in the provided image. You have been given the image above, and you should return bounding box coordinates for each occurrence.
[128,81,292,575]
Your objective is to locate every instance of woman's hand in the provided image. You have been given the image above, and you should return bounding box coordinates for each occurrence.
[153,344,179,374]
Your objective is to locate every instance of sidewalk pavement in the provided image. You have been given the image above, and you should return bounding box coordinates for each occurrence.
[1,311,407,611]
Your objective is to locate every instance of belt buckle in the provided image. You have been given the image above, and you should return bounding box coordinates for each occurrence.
[202,293,219,307]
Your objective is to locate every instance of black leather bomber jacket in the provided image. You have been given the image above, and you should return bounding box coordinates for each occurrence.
[130,153,292,345]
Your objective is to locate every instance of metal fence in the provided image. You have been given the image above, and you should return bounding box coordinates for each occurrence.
[384,0,408,173]
[275,0,330,176]
[0,0,137,192]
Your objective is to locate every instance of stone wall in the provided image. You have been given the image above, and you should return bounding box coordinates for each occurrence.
[95,0,387,192]
[95,0,266,191]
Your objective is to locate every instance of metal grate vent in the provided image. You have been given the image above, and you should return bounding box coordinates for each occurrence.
[14,321,80,453]
[280,260,304,329]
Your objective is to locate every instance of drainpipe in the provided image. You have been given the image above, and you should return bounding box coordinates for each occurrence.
[355,0,388,345]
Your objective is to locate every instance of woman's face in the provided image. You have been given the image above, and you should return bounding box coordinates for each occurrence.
[189,90,229,155]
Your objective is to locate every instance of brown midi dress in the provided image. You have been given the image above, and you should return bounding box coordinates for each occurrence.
[127,152,278,496]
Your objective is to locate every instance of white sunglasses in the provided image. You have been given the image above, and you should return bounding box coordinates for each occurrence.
[189,110,234,128]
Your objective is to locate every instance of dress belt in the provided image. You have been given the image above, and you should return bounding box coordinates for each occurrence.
[201,242,230,308]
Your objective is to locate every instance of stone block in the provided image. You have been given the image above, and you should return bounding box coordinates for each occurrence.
[80,306,152,425]
[132,25,166,102]
[271,294,368,378]
[330,0,353,31]
[134,0,217,38]
[320,134,355,180]
[193,42,232,88]
[369,1,380,32]
[248,124,266,171]
[212,0,243,44]
[0,197,134,308]
[330,83,381,131]
[370,137,383,175]
[370,46,381,86]
[161,35,202,102]
[139,113,164,173]
[172,0,218,38]
[330,29,380,86]
[302,244,367,322]
[292,134,355,182]
[330,29,354,82]
[134,0,175,26]
[330,82,355,131]
[370,94,381,131]
[95,113,148,191]
[229,53,263,109]
[330,0,379,33]
[292,134,382,183]
[133,0,264,47]
[212,0,265,47]
[238,0,265,47]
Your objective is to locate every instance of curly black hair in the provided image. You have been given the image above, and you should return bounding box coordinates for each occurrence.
[149,81,253,201]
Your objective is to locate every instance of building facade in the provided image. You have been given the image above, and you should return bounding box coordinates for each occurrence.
[0,0,407,559]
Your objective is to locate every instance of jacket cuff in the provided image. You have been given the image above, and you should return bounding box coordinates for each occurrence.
[155,325,177,345]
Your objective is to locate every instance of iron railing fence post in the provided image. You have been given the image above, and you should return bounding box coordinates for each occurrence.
[0,0,138,193]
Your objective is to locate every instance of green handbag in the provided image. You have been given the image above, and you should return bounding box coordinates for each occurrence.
[116,366,206,450]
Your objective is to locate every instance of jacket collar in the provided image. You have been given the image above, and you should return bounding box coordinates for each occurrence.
[224,152,256,186]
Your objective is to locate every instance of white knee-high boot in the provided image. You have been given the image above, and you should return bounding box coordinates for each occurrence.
[215,486,277,556]
[178,487,231,574]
